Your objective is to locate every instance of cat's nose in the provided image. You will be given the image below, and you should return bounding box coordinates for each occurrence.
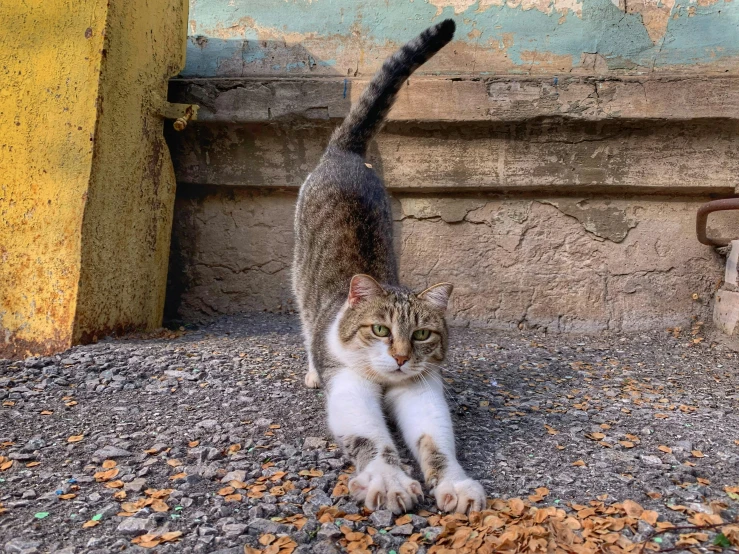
[393,354,409,367]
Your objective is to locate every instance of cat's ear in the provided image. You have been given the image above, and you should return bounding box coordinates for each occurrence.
[348,274,384,307]
[418,283,453,311]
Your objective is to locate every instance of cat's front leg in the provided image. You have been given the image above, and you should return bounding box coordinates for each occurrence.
[326,369,422,513]
[388,374,487,514]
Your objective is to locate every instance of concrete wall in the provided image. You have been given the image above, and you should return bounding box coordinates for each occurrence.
[1,0,187,358]
[166,129,737,332]
[164,0,739,332]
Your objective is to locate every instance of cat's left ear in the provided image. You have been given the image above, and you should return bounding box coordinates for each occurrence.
[348,274,384,308]
[418,283,453,311]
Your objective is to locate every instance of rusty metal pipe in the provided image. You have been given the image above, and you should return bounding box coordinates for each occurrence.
[696,198,739,247]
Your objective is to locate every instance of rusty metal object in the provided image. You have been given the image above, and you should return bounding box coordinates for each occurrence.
[173,105,196,131]
[696,198,739,246]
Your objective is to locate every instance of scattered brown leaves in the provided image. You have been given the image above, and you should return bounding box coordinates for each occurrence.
[246,535,297,554]
[67,435,84,443]
[425,497,737,554]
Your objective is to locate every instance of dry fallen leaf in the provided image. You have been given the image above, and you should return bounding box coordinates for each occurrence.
[160,531,183,543]
[94,468,119,482]
[67,435,84,443]
[658,445,672,454]
[82,520,99,528]
[621,499,644,517]
[40,410,53,416]
[572,459,586,467]
[395,514,412,526]
[691,450,705,458]
[298,469,324,478]
[188,440,200,448]
[102,460,117,469]
[619,441,634,448]
[105,480,125,489]
[150,499,169,512]
[169,472,187,481]
[544,424,559,435]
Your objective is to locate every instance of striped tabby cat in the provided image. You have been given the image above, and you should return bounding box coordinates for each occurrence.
[292,19,486,514]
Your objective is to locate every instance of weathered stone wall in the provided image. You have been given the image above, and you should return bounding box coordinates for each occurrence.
[167,185,734,332]
[164,1,739,333]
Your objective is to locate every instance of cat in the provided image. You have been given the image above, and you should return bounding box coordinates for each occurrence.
[292,19,486,515]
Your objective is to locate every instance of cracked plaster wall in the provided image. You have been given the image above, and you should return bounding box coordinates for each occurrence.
[167,189,734,333]
[184,0,739,77]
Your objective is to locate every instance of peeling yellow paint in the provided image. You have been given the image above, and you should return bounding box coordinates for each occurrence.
[611,0,677,43]
[0,0,187,358]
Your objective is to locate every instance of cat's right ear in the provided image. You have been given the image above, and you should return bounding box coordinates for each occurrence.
[348,274,384,308]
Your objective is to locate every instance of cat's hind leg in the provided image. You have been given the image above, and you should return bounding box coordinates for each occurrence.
[326,368,422,513]
[301,325,321,389]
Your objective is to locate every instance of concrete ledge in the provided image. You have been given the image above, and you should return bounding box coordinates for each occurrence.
[169,75,739,124]
[166,118,739,195]
[714,289,739,336]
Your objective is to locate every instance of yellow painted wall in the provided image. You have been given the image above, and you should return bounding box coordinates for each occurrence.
[74,0,187,343]
[0,0,187,358]
[0,1,106,356]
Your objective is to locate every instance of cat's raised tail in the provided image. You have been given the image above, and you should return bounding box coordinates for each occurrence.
[329,19,455,156]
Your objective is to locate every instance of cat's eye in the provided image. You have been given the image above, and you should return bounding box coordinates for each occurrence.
[372,324,390,337]
[412,329,431,341]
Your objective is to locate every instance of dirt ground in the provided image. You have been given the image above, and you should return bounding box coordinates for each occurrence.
[1,314,738,553]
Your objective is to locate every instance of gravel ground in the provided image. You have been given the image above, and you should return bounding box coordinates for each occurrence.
[1,314,738,553]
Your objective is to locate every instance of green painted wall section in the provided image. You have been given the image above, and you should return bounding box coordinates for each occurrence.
[184,0,738,77]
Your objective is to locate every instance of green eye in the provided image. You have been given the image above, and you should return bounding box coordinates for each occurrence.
[412,329,431,341]
[372,324,390,337]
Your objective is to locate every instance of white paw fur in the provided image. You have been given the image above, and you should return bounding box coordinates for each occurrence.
[349,460,422,514]
[434,477,486,514]
[304,368,321,389]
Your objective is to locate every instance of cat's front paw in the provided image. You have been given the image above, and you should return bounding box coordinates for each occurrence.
[434,477,486,514]
[349,461,422,514]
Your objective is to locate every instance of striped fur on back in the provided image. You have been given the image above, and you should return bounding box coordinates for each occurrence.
[292,20,456,382]
[329,19,455,156]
